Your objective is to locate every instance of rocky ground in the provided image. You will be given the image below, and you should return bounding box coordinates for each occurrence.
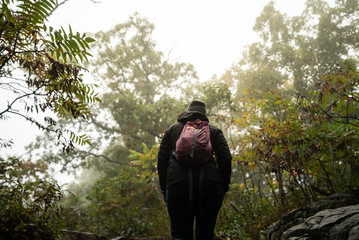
[264,188,359,240]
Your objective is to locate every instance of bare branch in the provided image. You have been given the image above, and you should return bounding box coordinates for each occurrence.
[75,149,120,165]
[49,0,70,16]
[0,28,21,70]
[89,113,121,134]
[0,87,41,117]
[316,105,359,128]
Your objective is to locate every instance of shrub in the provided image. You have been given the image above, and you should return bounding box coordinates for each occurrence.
[0,157,65,240]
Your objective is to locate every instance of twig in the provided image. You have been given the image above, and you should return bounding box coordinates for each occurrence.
[75,150,120,165]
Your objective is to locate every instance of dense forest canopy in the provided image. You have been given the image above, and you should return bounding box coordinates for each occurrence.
[1,0,358,239]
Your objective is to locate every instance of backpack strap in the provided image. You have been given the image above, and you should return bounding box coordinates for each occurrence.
[188,167,194,206]
[198,166,205,216]
[189,128,199,158]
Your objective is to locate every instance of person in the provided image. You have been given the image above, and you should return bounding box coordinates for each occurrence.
[157,100,232,240]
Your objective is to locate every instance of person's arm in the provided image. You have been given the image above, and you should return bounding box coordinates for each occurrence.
[157,128,172,199]
[213,129,232,193]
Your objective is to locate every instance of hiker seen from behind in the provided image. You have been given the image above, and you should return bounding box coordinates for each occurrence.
[157,100,232,240]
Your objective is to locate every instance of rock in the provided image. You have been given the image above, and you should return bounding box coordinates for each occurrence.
[281,204,359,240]
[348,225,359,240]
[329,212,359,239]
[265,188,359,240]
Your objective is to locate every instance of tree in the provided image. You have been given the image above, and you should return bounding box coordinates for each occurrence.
[88,13,198,150]
[0,0,99,151]
[29,13,200,173]
[21,2,359,239]
[0,157,65,240]
[0,1,100,239]
[226,61,359,239]
[226,45,286,98]
[62,165,170,238]
[25,14,199,238]
[301,60,359,187]
[223,0,359,96]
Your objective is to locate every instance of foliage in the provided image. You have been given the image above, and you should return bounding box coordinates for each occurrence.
[309,60,359,127]
[0,0,99,150]
[30,13,201,173]
[0,1,101,239]
[200,81,234,116]
[88,13,198,150]
[214,2,359,237]
[128,143,158,180]
[61,165,170,238]
[24,14,202,239]
[228,61,358,239]
[0,157,64,240]
[20,1,359,240]
[216,183,288,240]
[301,60,359,187]
[61,143,168,238]
[223,0,359,96]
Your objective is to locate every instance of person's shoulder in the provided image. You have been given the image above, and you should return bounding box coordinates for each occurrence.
[166,122,184,132]
[209,124,223,135]
[209,123,221,131]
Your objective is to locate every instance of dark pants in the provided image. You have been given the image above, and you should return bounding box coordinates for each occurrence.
[166,180,224,240]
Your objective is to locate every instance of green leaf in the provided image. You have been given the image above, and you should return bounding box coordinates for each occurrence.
[41,0,56,11]
[34,1,50,19]
[128,155,139,160]
[129,150,139,156]
[85,37,96,43]
[142,143,149,154]
[69,39,79,51]
[69,24,73,36]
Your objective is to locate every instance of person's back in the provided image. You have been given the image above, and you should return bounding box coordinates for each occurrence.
[157,100,232,240]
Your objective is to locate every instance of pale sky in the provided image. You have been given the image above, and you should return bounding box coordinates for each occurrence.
[2,0,311,157]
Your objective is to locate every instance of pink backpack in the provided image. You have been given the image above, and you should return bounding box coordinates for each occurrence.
[175,119,212,165]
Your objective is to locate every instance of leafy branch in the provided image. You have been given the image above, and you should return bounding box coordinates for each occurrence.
[0,0,99,149]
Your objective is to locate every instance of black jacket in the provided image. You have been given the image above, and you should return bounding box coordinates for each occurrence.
[157,111,232,195]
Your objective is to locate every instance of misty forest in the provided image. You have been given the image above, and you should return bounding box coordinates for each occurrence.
[1,0,359,239]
